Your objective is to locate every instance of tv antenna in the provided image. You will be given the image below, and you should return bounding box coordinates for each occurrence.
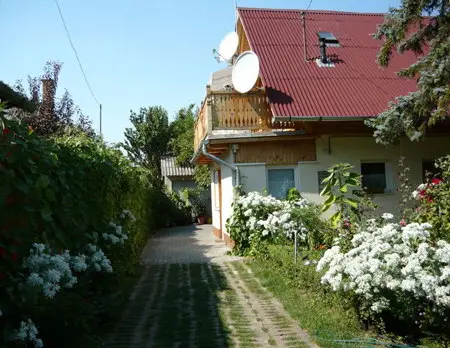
[213,31,239,63]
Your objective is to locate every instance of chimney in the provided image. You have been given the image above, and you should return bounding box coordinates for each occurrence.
[319,38,327,64]
[41,79,55,119]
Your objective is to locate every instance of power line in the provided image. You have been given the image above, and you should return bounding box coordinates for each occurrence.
[305,0,313,12]
[54,0,99,106]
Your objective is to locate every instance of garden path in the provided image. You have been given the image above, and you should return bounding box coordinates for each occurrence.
[105,225,318,348]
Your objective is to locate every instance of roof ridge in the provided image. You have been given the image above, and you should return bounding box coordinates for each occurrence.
[237,7,387,16]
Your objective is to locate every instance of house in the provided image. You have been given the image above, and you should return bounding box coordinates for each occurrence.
[161,156,197,194]
[191,7,450,245]
[161,156,212,219]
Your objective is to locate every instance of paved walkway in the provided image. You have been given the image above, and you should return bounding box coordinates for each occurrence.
[105,225,318,348]
[140,225,242,264]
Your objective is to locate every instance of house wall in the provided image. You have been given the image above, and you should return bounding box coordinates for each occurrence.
[171,177,197,194]
[215,136,450,231]
[221,151,235,238]
[298,136,450,214]
[211,167,221,237]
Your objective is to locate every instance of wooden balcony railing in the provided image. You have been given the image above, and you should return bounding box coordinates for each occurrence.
[194,87,294,153]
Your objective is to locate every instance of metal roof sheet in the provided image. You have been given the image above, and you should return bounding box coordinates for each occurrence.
[161,156,194,177]
[238,8,419,119]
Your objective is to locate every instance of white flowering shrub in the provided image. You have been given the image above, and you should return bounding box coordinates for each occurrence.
[317,218,450,325]
[85,243,113,273]
[227,191,323,255]
[14,319,43,348]
[103,221,129,245]
[24,244,79,298]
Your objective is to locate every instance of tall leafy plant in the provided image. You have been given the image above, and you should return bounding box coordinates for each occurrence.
[320,163,361,227]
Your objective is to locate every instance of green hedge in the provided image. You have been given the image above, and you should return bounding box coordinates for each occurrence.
[0,111,185,347]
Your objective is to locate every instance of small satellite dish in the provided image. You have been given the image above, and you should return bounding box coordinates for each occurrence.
[232,51,260,93]
[218,32,239,62]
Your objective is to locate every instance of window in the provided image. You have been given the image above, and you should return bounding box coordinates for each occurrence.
[361,162,387,194]
[267,169,295,199]
[317,32,340,46]
[318,170,329,193]
[422,160,441,181]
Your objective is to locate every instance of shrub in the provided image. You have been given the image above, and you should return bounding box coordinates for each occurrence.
[411,156,450,242]
[317,216,450,341]
[0,108,185,347]
[226,191,326,255]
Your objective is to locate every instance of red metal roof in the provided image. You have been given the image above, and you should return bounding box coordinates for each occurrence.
[238,8,419,119]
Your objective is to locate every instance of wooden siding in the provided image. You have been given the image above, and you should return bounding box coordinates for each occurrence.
[235,139,316,164]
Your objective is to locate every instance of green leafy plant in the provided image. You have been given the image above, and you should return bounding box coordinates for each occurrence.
[0,105,189,347]
[320,163,361,227]
[412,156,450,241]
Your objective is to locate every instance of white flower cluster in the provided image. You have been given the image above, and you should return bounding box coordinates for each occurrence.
[120,209,136,221]
[25,244,80,298]
[317,219,450,313]
[15,319,43,348]
[25,241,113,298]
[236,192,310,240]
[103,222,128,245]
[85,244,113,273]
[412,183,427,200]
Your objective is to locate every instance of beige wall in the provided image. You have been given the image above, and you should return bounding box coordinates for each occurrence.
[298,136,450,214]
[210,135,450,235]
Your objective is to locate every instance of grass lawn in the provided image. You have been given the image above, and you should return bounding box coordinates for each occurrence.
[247,245,380,348]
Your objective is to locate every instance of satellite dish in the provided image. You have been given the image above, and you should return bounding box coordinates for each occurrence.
[218,32,239,62]
[232,51,260,93]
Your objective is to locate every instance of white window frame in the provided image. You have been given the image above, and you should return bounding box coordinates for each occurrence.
[266,166,298,199]
[360,160,393,195]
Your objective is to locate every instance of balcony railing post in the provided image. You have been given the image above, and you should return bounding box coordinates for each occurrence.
[206,85,213,134]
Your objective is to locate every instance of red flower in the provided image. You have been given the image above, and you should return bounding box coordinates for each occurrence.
[432,178,443,185]
[0,248,6,257]
[10,252,18,262]
[5,152,12,158]
[2,128,10,136]
[419,190,427,198]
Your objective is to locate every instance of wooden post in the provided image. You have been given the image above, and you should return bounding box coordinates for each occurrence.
[206,85,213,134]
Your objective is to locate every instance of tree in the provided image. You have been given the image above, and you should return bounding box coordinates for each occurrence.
[366,0,450,145]
[13,61,95,136]
[169,104,210,188]
[122,106,170,179]
[169,104,196,165]
[0,81,36,112]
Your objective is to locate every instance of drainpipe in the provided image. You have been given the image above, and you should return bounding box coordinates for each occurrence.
[202,141,240,186]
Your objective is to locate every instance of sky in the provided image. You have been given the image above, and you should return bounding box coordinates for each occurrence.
[0,0,400,144]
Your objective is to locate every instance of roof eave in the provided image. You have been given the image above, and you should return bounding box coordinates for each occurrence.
[272,115,374,122]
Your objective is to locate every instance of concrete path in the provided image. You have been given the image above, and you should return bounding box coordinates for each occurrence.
[140,224,242,264]
[105,225,318,348]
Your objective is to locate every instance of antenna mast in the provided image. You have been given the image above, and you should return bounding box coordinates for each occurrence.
[302,12,308,62]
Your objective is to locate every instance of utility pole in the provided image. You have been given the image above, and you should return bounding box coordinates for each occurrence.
[99,104,102,136]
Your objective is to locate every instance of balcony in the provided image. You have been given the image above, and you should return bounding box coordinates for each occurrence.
[194,87,294,154]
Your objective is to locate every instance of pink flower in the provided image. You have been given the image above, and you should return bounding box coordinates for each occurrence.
[400,219,407,227]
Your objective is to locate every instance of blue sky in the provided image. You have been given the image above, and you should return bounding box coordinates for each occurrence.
[0,0,399,143]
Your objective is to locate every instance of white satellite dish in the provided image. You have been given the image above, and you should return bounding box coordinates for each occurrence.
[232,51,260,93]
[218,32,239,62]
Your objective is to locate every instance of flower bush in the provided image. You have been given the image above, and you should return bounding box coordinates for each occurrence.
[409,157,450,242]
[317,215,450,339]
[0,107,187,347]
[227,190,327,255]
